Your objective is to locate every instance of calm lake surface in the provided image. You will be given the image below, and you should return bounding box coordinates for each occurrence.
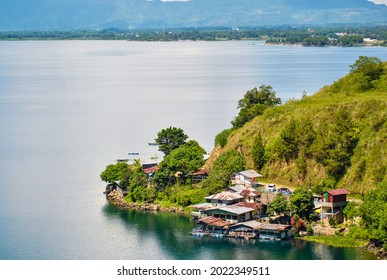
[0,41,385,260]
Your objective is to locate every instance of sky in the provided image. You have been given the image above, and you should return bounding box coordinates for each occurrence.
[369,0,387,4]
[162,0,387,4]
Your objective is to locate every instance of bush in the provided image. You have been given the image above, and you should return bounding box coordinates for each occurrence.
[328,216,337,228]
[214,128,233,148]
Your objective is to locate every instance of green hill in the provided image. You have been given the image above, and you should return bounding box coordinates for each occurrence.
[207,57,387,195]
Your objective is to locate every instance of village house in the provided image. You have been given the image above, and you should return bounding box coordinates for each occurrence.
[320,189,349,223]
[227,184,260,202]
[193,216,231,238]
[189,202,215,219]
[142,163,159,180]
[228,221,292,241]
[190,168,292,241]
[201,201,260,224]
[232,169,263,187]
[189,168,209,183]
[205,191,244,206]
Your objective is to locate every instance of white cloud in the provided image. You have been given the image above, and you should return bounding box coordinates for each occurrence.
[368,0,387,5]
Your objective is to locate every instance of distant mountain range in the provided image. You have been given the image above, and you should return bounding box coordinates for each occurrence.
[0,0,386,30]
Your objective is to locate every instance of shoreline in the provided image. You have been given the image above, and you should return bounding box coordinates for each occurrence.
[106,190,385,259]
[0,39,384,48]
[106,189,186,215]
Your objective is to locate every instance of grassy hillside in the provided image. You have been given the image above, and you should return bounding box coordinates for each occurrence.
[206,59,386,195]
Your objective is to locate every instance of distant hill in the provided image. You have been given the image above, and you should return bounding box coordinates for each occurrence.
[206,58,387,194]
[0,0,386,30]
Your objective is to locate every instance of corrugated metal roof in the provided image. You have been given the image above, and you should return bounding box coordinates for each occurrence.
[229,221,291,231]
[205,191,243,201]
[218,205,254,215]
[240,189,260,197]
[198,216,230,227]
[143,166,159,173]
[229,185,246,194]
[239,169,263,178]
[189,203,214,210]
[199,216,220,225]
[258,223,292,231]
[191,169,209,175]
[327,189,349,196]
[230,221,262,230]
[233,202,260,209]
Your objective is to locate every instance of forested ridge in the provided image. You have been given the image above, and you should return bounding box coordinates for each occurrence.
[209,56,387,195]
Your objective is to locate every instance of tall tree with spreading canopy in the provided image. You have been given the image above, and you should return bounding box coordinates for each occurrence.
[155,126,188,156]
[100,162,131,184]
[232,85,281,128]
[203,149,246,193]
[154,140,206,188]
[290,188,314,219]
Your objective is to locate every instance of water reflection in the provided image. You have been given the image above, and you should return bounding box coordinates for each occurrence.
[102,203,376,260]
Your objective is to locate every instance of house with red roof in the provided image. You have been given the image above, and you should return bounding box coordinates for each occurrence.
[320,189,349,223]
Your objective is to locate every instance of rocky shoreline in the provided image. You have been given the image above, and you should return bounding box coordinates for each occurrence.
[362,242,387,260]
[106,189,185,214]
[106,189,386,259]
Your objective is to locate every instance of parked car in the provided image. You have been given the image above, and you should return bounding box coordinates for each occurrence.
[278,187,292,195]
[267,184,276,192]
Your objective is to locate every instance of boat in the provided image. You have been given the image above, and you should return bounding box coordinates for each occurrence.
[128,152,140,156]
[148,142,158,146]
[116,159,129,162]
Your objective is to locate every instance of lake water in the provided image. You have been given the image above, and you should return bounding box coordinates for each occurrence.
[0,40,385,260]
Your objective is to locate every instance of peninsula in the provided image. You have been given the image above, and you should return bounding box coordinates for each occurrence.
[101,56,387,258]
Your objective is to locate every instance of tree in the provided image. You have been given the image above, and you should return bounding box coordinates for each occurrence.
[214,128,233,148]
[290,188,314,219]
[231,85,281,128]
[325,109,359,180]
[237,85,281,110]
[273,119,298,162]
[155,126,188,156]
[100,162,131,184]
[343,201,360,224]
[252,133,266,171]
[267,193,290,217]
[154,140,206,188]
[350,56,383,80]
[203,149,246,193]
[359,182,387,248]
[349,56,384,91]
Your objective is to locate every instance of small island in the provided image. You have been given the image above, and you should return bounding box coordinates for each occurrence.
[101,56,387,259]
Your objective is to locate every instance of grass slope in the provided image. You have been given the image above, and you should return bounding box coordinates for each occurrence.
[207,62,387,194]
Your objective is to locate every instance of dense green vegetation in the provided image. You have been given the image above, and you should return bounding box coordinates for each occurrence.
[1,26,386,46]
[231,85,282,129]
[209,56,386,194]
[154,126,188,156]
[301,235,368,248]
[100,55,386,251]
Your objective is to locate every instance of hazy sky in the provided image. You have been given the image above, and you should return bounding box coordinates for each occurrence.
[162,0,387,4]
[369,0,387,4]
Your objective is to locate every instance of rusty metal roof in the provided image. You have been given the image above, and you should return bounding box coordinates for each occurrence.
[191,169,209,175]
[240,189,260,197]
[230,221,262,230]
[258,223,292,231]
[143,165,159,173]
[233,201,261,209]
[198,216,231,227]
[327,189,349,196]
